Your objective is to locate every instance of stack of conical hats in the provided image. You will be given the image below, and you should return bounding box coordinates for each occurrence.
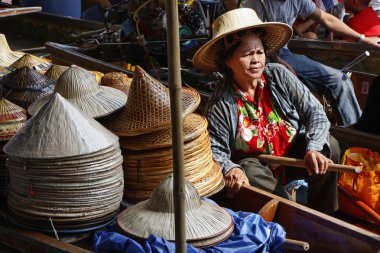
[44,64,68,80]
[0,98,27,201]
[0,66,55,108]
[4,93,124,232]
[28,65,127,119]
[103,66,224,203]
[7,53,51,72]
[117,175,234,248]
[0,33,24,67]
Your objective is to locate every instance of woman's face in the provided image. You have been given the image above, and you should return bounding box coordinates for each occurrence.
[225,35,266,83]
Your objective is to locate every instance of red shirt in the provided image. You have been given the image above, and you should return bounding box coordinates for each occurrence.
[346,7,380,39]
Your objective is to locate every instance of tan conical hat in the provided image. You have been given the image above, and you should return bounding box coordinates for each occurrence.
[0,33,24,67]
[120,113,208,150]
[101,71,131,95]
[4,93,119,159]
[27,65,127,119]
[44,64,69,80]
[0,98,27,141]
[117,175,233,245]
[105,66,200,136]
[8,53,51,71]
[0,66,54,91]
[193,8,292,72]
[0,66,10,76]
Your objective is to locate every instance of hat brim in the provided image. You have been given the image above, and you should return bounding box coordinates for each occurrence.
[28,86,127,118]
[193,22,292,72]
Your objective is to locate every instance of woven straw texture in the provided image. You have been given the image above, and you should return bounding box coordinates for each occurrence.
[4,93,119,159]
[122,126,224,203]
[27,65,127,119]
[8,53,51,71]
[0,141,7,200]
[193,8,293,72]
[0,98,27,141]
[120,113,207,150]
[101,72,131,95]
[44,64,68,80]
[0,33,24,67]
[0,66,10,76]
[105,66,200,136]
[117,175,233,243]
[0,67,54,91]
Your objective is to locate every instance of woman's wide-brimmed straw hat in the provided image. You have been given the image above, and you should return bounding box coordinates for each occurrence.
[105,66,200,136]
[193,8,293,72]
[27,65,127,118]
[0,33,24,67]
[117,175,233,247]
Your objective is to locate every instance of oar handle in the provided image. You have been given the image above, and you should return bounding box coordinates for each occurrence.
[255,154,361,173]
[284,239,310,251]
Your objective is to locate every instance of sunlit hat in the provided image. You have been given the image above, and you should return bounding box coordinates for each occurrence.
[0,98,27,141]
[0,33,24,67]
[117,175,233,247]
[27,65,127,118]
[193,8,292,72]
[4,93,119,159]
[101,72,131,95]
[105,66,200,136]
[44,64,69,80]
[8,53,51,71]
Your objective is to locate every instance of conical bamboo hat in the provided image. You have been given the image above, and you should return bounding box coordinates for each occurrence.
[27,65,127,119]
[44,64,68,80]
[0,66,54,91]
[105,66,200,136]
[0,66,10,76]
[120,113,208,150]
[4,93,119,159]
[117,175,233,242]
[8,53,51,71]
[0,98,27,141]
[101,72,131,95]
[0,33,24,67]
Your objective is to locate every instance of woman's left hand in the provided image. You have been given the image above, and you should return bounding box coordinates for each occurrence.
[304,150,333,175]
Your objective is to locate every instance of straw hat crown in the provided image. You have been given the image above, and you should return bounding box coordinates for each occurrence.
[117,175,232,241]
[44,64,69,80]
[0,33,24,67]
[4,93,118,159]
[8,53,51,71]
[106,66,200,136]
[27,65,127,118]
[193,8,293,72]
[0,98,26,123]
[0,67,54,91]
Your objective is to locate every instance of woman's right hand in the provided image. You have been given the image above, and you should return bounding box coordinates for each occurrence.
[224,167,250,198]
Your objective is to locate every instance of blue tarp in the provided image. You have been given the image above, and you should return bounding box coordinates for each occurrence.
[93,204,286,253]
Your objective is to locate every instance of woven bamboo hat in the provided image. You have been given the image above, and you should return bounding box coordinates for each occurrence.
[0,98,27,141]
[193,8,292,72]
[27,65,127,118]
[117,175,233,244]
[105,66,200,136]
[0,66,10,76]
[0,33,24,67]
[0,67,54,91]
[8,53,51,71]
[4,93,119,159]
[44,64,69,80]
[101,72,131,95]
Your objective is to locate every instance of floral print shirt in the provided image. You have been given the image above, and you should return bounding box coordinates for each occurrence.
[234,76,297,156]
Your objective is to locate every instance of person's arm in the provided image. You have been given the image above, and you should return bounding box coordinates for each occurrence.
[309,7,380,47]
[294,18,316,35]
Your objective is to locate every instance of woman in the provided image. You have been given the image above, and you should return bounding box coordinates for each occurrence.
[193,8,340,214]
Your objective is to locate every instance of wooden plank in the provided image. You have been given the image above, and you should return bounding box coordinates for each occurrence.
[330,126,380,152]
[0,224,92,253]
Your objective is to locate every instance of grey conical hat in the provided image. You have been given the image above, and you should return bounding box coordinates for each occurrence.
[4,93,118,159]
[27,65,127,118]
[117,175,233,242]
[8,53,51,71]
[0,33,24,67]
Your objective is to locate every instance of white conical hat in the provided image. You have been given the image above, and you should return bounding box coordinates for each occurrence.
[0,33,24,67]
[4,93,118,159]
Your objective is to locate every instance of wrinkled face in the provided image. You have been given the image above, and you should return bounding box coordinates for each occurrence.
[225,35,266,83]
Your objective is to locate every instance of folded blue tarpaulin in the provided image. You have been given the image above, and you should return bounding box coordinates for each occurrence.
[93,205,286,253]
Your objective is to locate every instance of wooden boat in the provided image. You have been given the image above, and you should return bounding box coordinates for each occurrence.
[288,38,380,75]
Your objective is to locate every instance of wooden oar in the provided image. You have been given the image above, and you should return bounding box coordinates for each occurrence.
[0,7,42,18]
[254,154,361,173]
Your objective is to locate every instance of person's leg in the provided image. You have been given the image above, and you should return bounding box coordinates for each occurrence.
[237,158,293,200]
[279,48,361,127]
[286,134,340,213]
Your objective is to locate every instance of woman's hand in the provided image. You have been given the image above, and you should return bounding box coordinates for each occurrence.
[224,167,250,198]
[304,150,333,175]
